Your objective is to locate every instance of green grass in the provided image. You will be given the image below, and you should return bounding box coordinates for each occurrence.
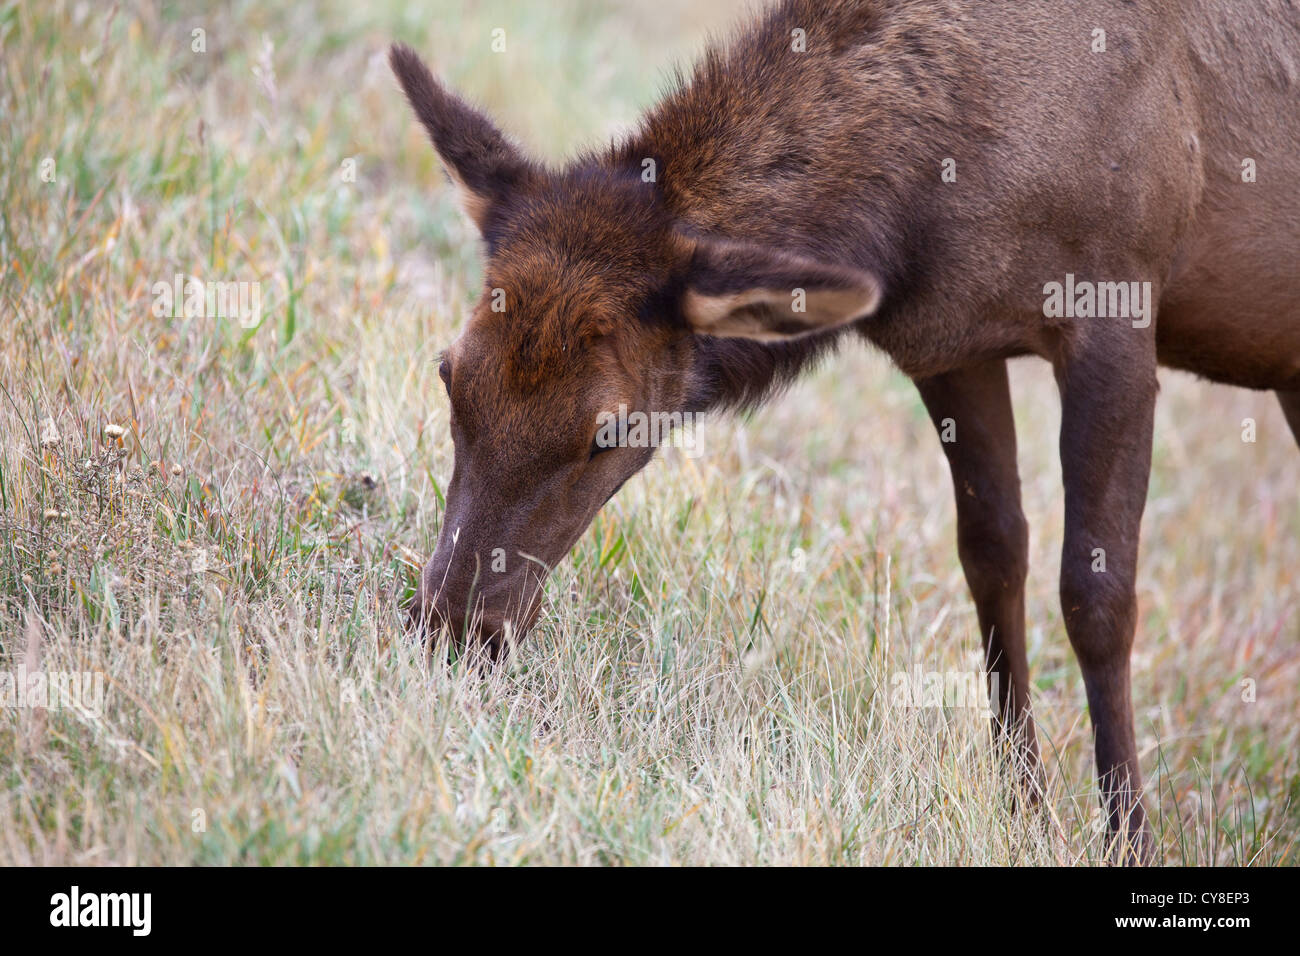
[0,0,1296,865]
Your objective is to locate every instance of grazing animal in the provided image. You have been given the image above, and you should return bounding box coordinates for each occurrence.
[390,0,1300,860]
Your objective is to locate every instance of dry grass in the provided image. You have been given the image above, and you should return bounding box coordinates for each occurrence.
[1,0,1296,865]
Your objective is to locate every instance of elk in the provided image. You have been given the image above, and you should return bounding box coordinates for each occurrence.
[390,0,1300,860]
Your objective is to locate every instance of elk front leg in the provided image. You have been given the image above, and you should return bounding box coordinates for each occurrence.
[1278,389,1300,447]
[916,360,1042,793]
[1054,324,1158,862]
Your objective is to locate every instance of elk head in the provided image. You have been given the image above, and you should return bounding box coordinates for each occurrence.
[389,44,882,656]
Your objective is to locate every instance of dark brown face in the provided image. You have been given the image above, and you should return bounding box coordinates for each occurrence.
[415,281,688,652]
[390,44,884,653]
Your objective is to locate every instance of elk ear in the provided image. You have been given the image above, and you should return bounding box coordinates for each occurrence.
[389,44,535,232]
[679,238,883,340]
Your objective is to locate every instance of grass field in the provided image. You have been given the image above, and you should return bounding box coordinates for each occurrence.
[1,0,1297,865]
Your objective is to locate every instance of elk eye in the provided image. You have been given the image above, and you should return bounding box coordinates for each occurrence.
[589,434,615,461]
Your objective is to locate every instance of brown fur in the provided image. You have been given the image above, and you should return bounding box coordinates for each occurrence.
[390,0,1300,861]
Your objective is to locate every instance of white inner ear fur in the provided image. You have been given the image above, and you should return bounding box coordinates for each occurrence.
[682,282,881,341]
